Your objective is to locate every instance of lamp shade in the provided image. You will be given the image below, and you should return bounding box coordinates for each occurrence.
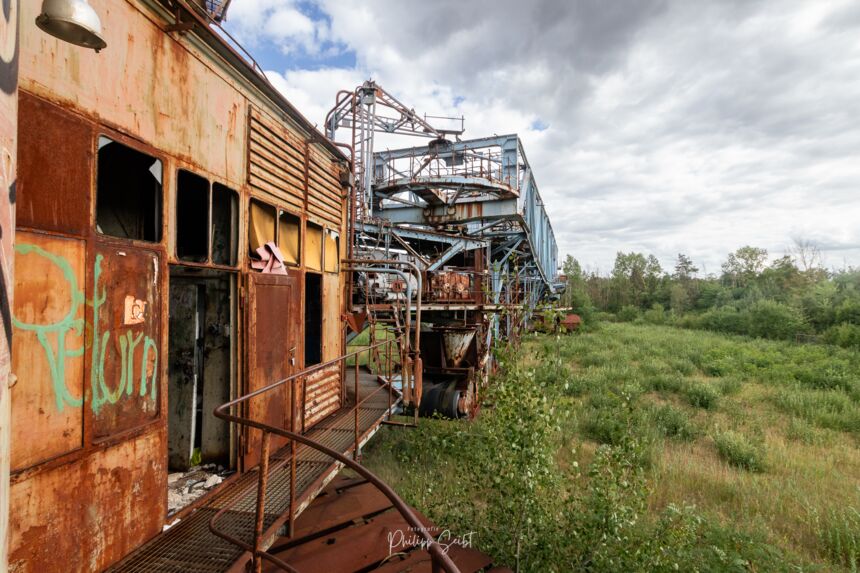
[36,0,107,52]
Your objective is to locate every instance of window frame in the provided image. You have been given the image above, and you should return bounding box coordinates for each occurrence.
[94,132,165,244]
[323,228,340,274]
[247,196,304,269]
[175,168,211,263]
[173,167,240,269]
[277,208,302,268]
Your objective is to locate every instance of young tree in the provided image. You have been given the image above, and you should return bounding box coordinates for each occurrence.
[721,246,768,288]
[611,252,649,309]
[673,253,698,281]
[790,237,823,272]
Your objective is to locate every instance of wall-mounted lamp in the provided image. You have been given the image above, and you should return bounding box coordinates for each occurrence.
[36,0,107,52]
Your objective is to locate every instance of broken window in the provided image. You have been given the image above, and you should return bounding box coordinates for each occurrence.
[96,136,162,242]
[305,222,323,272]
[304,272,322,366]
[248,199,276,256]
[324,230,339,273]
[176,170,209,262]
[278,210,301,266]
[212,184,239,266]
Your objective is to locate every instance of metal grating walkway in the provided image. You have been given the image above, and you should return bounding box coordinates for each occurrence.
[109,372,397,573]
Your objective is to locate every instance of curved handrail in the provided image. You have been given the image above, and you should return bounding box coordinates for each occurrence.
[209,337,460,573]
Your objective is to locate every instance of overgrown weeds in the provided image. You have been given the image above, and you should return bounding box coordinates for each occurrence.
[363,323,860,571]
[712,430,767,472]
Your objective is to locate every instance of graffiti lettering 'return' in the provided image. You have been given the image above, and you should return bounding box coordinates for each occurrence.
[12,246,159,413]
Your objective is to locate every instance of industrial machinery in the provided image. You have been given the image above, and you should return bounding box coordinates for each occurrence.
[326,81,561,418]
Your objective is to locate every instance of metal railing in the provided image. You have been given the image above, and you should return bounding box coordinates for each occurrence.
[209,336,460,573]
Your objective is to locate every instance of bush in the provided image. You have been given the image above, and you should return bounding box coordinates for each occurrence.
[684,381,720,409]
[643,303,667,325]
[616,305,640,322]
[580,386,645,446]
[806,505,860,571]
[773,387,860,434]
[834,298,860,325]
[647,374,685,394]
[648,404,697,440]
[713,430,766,472]
[744,300,806,340]
[823,322,860,349]
[700,306,747,335]
[786,418,826,445]
[718,377,742,395]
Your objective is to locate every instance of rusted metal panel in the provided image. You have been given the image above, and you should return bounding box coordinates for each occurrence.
[244,271,298,469]
[322,272,341,361]
[307,147,343,227]
[90,242,161,438]
[17,91,93,236]
[305,225,323,272]
[18,0,247,188]
[303,365,340,428]
[561,313,582,332]
[9,429,166,573]
[248,106,306,212]
[10,231,86,470]
[0,3,18,567]
[439,327,476,368]
[7,1,352,570]
[430,271,474,302]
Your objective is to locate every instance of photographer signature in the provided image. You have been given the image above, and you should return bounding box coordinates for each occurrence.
[388,527,476,555]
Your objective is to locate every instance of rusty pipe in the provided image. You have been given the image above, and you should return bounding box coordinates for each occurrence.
[348,266,412,403]
[345,259,424,405]
[342,258,422,355]
[345,258,423,407]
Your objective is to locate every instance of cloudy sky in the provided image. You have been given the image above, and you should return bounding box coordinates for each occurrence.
[223,0,860,276]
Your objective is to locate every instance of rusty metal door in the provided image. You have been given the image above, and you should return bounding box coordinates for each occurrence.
[243,272,298,470]
[90,243,162,439]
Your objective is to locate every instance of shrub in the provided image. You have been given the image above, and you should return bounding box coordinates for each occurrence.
[823,322,860,349]
[793,362,858,393]
[617,305,640,322]
[713,430,766,472]
[786,418,825,445]
[835,298,860,325]
[744,300,806,340]
[773,387,860,434]
[700,306,747,335]
[718,377,742,395]
[806,505,860,571]
[643,303,667,325]
[684,382,720,409]
[580,386,644,446]
[647,374,685,394]
[649,404,697,441]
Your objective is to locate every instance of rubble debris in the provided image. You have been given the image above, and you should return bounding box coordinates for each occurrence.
[166,464,232,516]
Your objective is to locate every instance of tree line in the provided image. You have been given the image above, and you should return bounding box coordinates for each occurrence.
[559,242,860,348]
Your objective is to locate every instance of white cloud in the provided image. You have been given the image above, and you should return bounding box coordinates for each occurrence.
[227,0,331,55]
[227,0,860,273]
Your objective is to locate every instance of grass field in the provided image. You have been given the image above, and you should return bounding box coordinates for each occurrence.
[362,323,860,572]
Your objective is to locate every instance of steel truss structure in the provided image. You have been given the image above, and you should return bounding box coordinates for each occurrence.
[327,81,561,418]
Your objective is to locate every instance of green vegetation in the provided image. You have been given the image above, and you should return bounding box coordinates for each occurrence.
[363,323,860,572]
[559,243,860,349]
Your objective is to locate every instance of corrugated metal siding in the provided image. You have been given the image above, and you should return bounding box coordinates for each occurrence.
[307,147,343,227]
[304,365,341,428]
[248,107,307,212]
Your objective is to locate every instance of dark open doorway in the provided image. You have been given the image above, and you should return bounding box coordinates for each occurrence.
[305,273,322,367]
[167,267,236,514]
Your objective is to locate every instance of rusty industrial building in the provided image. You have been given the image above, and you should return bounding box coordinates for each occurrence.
[0,1,560,572]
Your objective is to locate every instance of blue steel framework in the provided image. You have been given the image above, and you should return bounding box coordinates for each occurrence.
[327,81,561,417]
